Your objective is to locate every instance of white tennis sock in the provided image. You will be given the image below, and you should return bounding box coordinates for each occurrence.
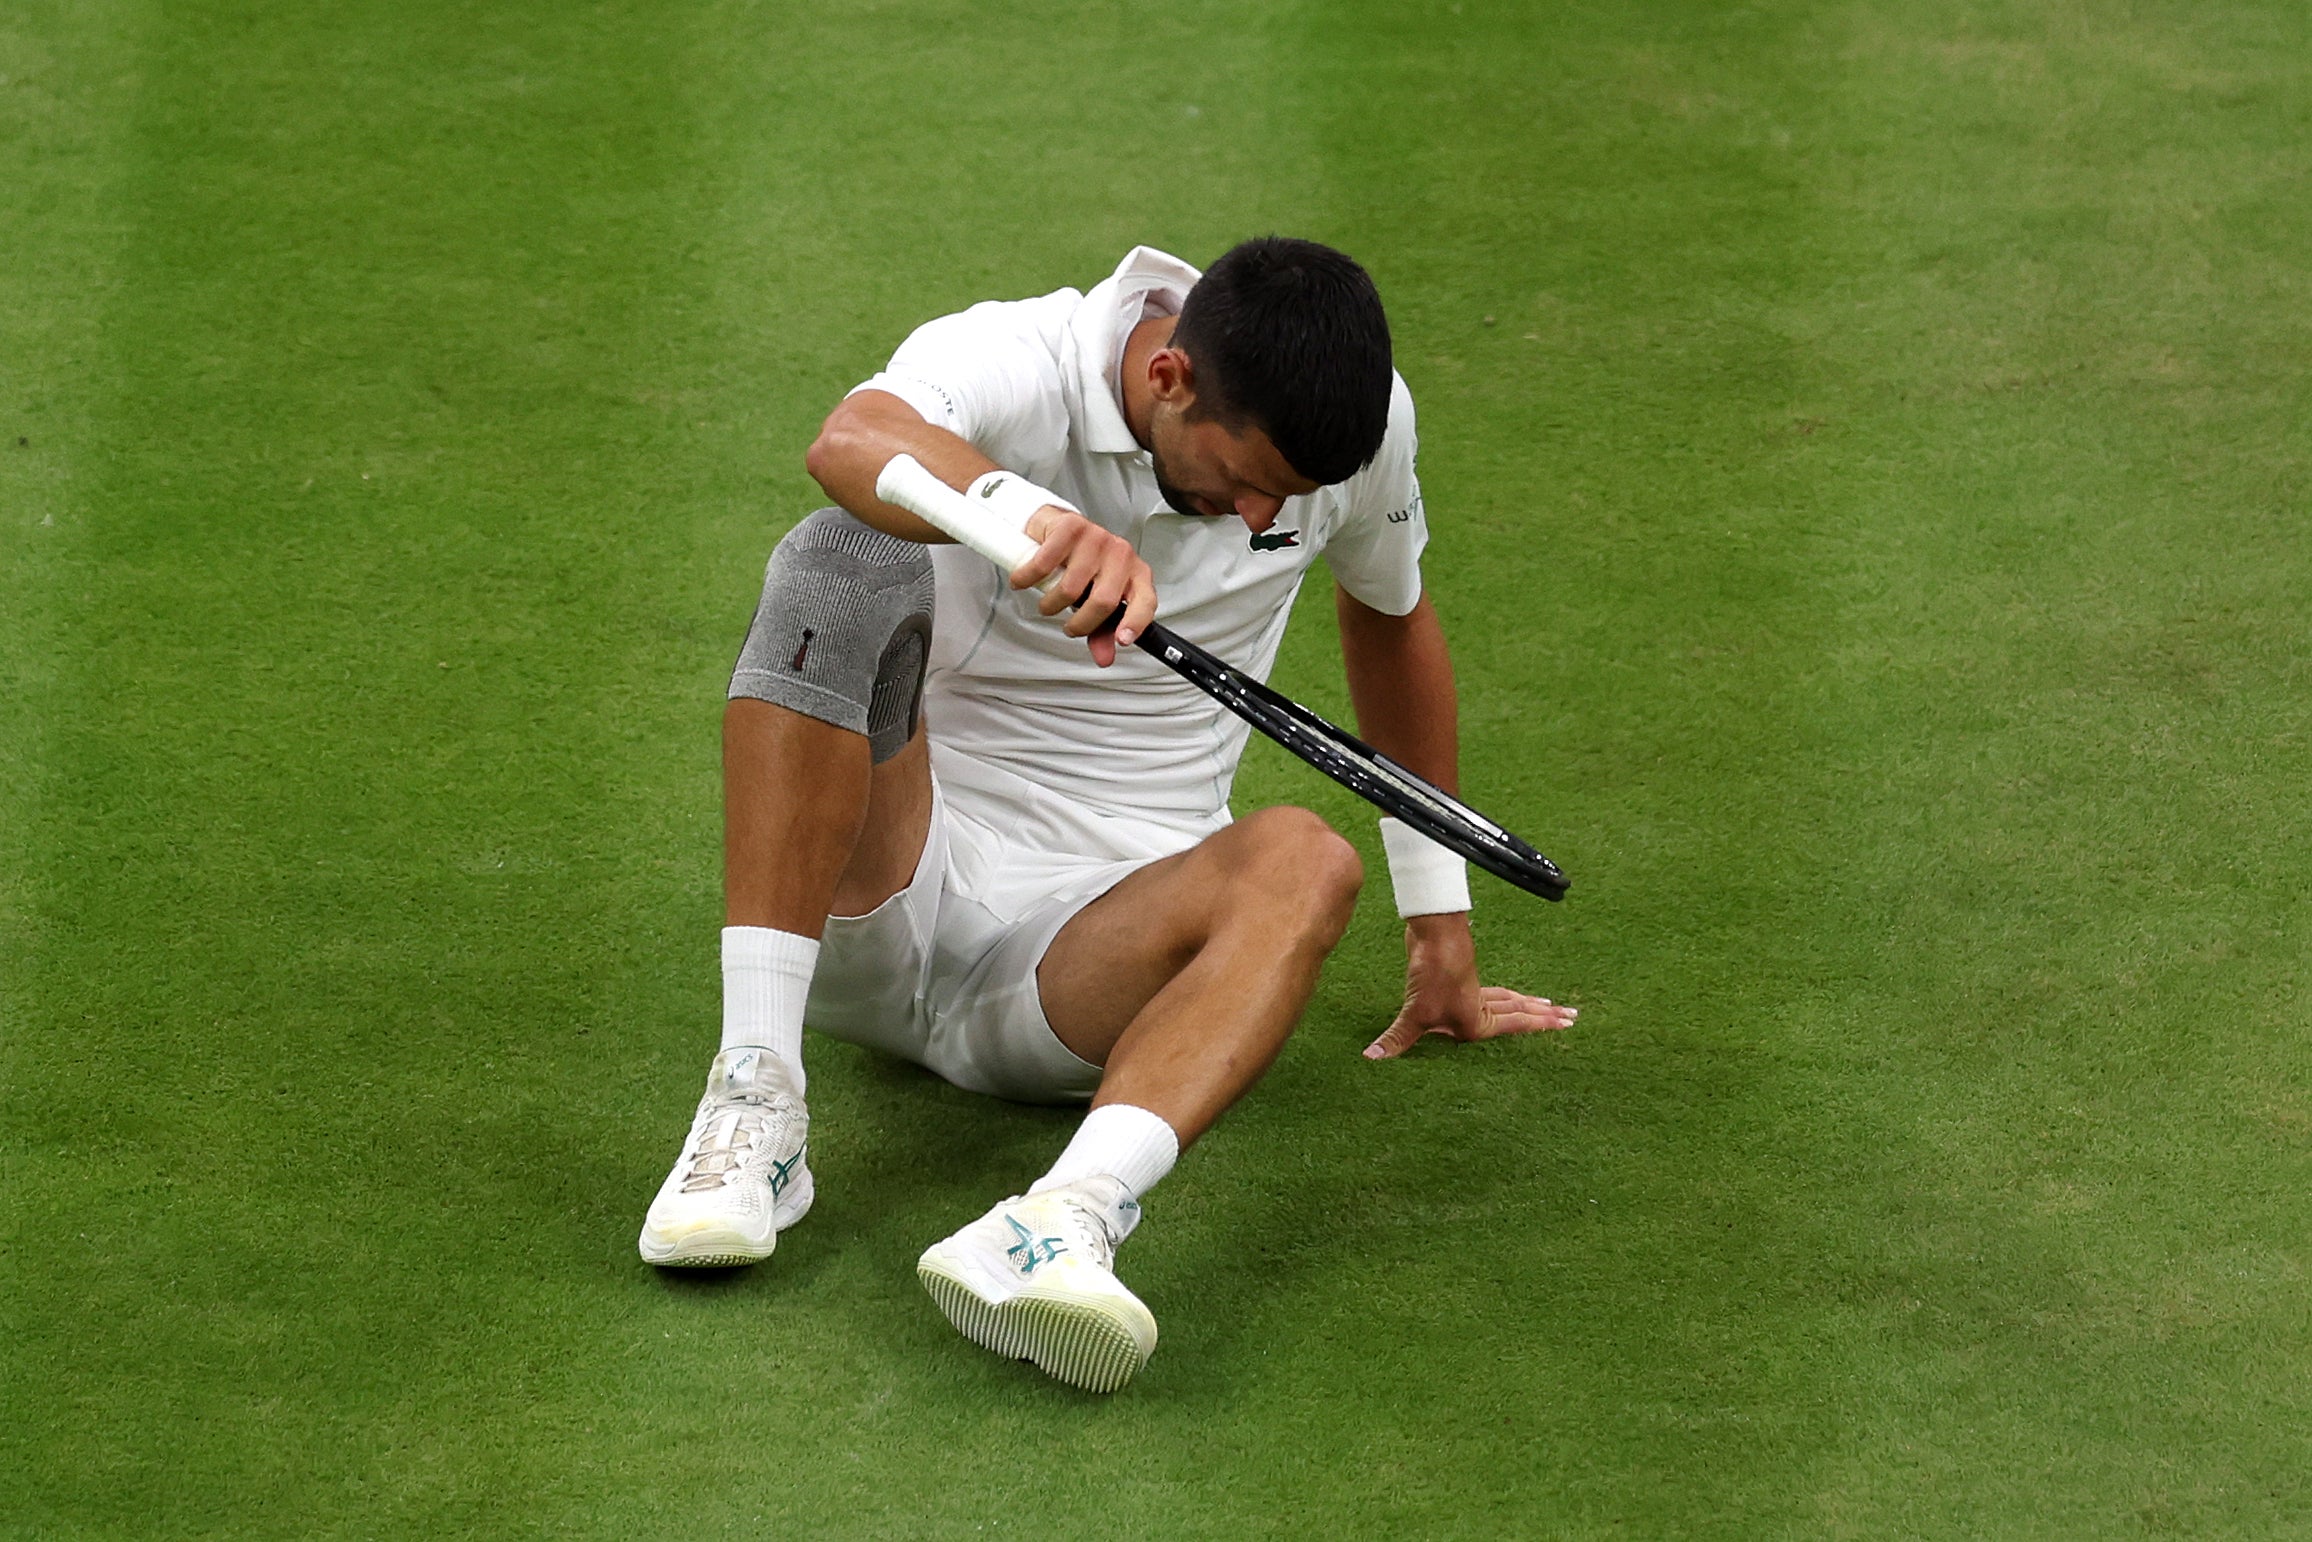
[719,925,817,1090]
[1030,1103,1180,1201]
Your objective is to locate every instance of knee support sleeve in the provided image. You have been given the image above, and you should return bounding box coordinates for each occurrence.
[729,508,935,764]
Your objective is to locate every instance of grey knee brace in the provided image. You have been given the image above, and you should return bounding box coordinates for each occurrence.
[729,508,935,764]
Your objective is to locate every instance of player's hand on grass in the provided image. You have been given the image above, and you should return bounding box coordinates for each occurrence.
[1362,912,1577,1059]
[1017,507,1156,668]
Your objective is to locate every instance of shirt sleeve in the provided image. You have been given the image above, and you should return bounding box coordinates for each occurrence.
[847,293,1075,477]
[1318,374,1428,616]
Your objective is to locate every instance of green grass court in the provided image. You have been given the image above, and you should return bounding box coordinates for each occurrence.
[6,0,2309,1534]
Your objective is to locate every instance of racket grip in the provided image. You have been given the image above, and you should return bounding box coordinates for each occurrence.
[874,453,1055,592]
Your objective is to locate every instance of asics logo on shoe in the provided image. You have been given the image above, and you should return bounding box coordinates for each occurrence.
[770,1146,805,1200]
[1002,1215,1067,1276]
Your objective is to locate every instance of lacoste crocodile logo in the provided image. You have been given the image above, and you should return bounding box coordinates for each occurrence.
[1248,529,1301,552]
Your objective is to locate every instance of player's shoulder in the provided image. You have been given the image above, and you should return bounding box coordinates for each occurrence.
[908,249,1187,370]
[1320,371,1419,510]
[911,285,1081,356]
[969,283,1085,327]
[1384,368,1418,442]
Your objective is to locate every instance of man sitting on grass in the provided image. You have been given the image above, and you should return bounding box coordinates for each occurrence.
[638,236,1575,1392]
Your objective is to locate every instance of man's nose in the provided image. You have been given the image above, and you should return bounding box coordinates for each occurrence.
[1237,495,1283,531]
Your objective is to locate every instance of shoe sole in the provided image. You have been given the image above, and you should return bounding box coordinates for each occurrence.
[917,1257,1156,1394]
[638,1171,814,1269]
[639,1230,774,1267]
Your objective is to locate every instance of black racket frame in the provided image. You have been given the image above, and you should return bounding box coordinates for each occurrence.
[1133,620,1569,901]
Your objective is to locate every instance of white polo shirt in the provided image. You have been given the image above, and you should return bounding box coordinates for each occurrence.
[850,246,1429,838]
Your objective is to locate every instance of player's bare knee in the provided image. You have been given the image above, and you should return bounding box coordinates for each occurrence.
[1224,806,1363,938]
[1303,822,1365,943]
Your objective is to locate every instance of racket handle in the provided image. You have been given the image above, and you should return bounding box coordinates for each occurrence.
[874,453,1057,594]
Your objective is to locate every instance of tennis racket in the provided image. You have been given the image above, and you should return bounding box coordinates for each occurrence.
[873,454,1569,901]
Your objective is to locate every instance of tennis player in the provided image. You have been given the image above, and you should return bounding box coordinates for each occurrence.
[638,238,1575,1391]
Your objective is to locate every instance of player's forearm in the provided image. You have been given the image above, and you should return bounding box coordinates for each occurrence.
[804,389,1001,544]
[1336,587,1459,794]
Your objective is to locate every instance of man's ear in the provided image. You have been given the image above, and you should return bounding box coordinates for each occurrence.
[1147,346,1197,408]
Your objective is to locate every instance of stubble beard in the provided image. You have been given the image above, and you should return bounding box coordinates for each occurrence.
[1149,444,1211,520]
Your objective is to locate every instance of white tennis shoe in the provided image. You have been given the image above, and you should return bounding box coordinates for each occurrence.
[638,1047,813,1267]
[916,1175,1157,1393]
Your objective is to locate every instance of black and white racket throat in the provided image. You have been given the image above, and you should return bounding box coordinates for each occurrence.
[1134,621,1569,902]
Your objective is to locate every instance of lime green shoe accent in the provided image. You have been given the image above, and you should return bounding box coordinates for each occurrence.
[917,1257,1155,1394]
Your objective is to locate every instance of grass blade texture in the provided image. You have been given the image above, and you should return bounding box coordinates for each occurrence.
[4,0,2308,1536]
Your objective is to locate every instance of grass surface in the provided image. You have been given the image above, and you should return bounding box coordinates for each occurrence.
[6,0,2311,1536]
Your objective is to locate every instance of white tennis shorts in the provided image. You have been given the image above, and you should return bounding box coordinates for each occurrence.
[803,742,1214,1104]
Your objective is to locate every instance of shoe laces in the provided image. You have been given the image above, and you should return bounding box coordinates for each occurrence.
[681,1091,793,1194]
[1039,1185,1127,1269]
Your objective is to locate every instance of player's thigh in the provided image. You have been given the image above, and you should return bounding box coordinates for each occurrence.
[1035,806,1363,1059]
[805,755,946,1065]
[1031,846,1202,1060]
[833,724,933,918]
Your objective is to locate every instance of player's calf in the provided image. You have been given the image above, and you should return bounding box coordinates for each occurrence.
[916,809,1361,1389]
[641,509,937,1272]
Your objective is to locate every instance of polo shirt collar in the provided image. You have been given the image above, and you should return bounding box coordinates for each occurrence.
[1069,245,1202,456]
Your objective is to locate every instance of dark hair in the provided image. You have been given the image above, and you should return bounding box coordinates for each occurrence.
[1172,237,1394,486]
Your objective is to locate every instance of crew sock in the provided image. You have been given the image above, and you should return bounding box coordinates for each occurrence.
[1029,1103,1179,1201]
[719,925,818,1091]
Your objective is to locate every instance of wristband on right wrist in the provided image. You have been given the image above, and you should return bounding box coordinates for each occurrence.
[1379,816,1472,917]
[965,469,1075,535]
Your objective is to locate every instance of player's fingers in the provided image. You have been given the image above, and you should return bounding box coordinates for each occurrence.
[1479,985,1574,1016]
[1470,1010,1571,1040]
[1011,508,1080,591]
[1466,989,1578,1039]
[1063,551,1131,638]
[1017,525,1072,602]
[1009,552,1051,596]
[1362,1012,1430,1060]
[1037,543,1083,616]
[1115,567,1158,648]
[1053,557,1096,625]
[1049,526,1137,623]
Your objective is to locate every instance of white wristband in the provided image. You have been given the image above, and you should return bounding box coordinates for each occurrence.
[1379,817,1471,917]
[965,469,1075,535]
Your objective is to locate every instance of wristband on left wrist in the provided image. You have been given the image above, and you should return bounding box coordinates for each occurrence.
[1379,816,1471,918]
